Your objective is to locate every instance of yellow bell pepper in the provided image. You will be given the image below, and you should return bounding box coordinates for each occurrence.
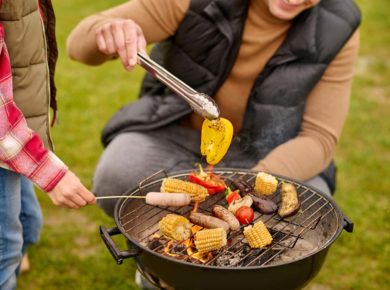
[201,118,233,165]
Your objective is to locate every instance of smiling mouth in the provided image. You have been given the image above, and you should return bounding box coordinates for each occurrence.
[280,0,303,10]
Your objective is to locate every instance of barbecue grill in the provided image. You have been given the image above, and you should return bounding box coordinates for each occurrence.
[100,168,353,290]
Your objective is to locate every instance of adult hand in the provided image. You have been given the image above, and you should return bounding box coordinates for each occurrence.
[95,19,147,70]
[48,171,96,209]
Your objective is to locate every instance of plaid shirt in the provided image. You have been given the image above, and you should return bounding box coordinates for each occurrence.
[0,24,67,192]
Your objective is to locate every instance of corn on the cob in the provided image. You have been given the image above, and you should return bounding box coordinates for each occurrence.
[194,228,227,253]
[254,172,278,196]
[161,178,208,202]
[159,214,192,241]
[244,221,273,248]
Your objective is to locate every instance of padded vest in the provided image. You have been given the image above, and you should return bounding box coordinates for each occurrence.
[0,0,58,149]
[102,0,361,192]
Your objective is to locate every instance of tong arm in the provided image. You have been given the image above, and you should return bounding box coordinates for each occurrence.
[137,52,220,120]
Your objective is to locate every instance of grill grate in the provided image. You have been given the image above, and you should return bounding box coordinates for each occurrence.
[118,169,337,268]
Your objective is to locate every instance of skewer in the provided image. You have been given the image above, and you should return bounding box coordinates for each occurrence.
[95,195,146,200]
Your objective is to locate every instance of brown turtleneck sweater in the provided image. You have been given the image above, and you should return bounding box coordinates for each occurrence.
[67,0,359,182]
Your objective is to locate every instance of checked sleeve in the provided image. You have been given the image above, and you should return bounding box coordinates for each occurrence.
[0,26,67,192]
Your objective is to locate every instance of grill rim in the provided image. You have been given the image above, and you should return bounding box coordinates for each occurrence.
[113,168,349,270]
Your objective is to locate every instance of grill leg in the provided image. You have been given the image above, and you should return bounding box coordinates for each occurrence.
[135,263,174,290]
[135,270,161,290]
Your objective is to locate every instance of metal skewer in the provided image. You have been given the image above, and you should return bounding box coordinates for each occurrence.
[96,195,146,200]
[137,51,220,120]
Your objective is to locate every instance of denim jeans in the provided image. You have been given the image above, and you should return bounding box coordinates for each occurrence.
[0,168,43,290]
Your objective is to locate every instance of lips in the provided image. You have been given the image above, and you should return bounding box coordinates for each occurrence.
[279,0,302,11]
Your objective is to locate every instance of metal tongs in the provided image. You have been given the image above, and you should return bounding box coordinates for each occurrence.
[137,52,220,120]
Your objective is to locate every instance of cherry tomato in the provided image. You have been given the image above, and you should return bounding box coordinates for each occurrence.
[235,206,254,224]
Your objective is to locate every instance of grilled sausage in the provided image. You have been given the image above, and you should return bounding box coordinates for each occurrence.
[212,205,240,231]
[189,212,230,233]
[145,192,191,207]
[278,183,300,218]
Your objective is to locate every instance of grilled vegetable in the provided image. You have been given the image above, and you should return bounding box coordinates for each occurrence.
[235,206,254,225]
[159,214,192,241]
[228,195,253,214]
[145,192,191,207]
[255,172,278,196]
[228,178,278,214]
[228,178,253,196]
[225,187,241,204]
[278,183,300,218]
[251,194,278,214]
[161,178,208,202]
[212,205,240,231]
[188,163,226,195]
[189,212,230,233]
[201,118,233,165]
[194,228,227,253]
[244,221,273,248]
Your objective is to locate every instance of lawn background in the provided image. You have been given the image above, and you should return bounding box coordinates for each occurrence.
[18,0,389,289]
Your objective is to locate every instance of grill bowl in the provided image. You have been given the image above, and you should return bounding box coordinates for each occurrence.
[101,169,353,290]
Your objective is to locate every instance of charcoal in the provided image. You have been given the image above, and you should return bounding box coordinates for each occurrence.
[148,239,164,250]
[214,251,243,267]
[171,244,186,254]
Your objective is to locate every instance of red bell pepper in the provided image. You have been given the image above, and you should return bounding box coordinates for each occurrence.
[225,187,241,204]
[188,163,226,195]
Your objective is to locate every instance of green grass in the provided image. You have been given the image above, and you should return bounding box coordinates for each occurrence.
[18,0,389,289]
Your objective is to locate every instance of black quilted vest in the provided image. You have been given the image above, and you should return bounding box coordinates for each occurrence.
[102,0,361,192]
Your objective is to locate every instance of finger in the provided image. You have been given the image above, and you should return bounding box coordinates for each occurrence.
[136,25,147,54]
[124,22,138,68]
[64,200,80,209]
[69,192,88,207]
[96,30,107,53]
[101,25,116,56]
[112,23,130,69]
[55,194,80,209]
[78,187,97,205]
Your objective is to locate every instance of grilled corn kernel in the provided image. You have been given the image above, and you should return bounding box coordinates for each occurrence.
[255,172,278,196]
[194,228,227,254]
[244,221,273,248]
[159,214,192,241]
[161,178,208,202]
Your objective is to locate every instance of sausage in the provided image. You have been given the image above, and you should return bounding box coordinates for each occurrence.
[278,183,300,218]
[189,212,230,233]
[145,192,191,207]
[212,205,240,231]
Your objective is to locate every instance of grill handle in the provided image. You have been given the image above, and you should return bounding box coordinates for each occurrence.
[341,212,354,233]
[100,226,141,264]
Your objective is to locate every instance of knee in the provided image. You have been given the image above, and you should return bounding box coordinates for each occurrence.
[93,163,140,218]
[93,168,119,218]
[304,176,331,197]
